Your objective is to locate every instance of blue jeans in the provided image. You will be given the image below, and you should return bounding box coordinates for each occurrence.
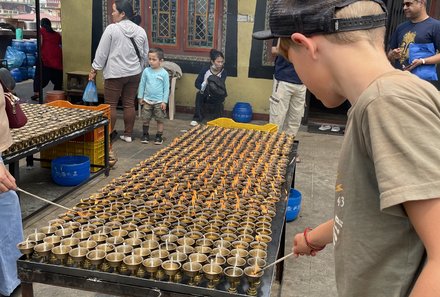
[0,190,23,296]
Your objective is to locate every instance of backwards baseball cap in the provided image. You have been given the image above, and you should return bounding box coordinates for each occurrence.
[253,0,387,40]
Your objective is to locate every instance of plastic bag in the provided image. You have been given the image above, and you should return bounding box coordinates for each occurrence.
[409,43,438,81]
[82,81,98,103]
[5,46,26,69]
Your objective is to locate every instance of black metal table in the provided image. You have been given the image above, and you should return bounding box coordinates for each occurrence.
[3,118,110,220]
[17,140,298,297]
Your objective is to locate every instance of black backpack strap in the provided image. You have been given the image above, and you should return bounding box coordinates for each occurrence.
[129,37,141,64]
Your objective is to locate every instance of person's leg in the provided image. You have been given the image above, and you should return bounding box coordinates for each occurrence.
[192,91,206,121]
[0,191,23,296]
[32,61,41,99]
[51,68,63,91]
[269,78,290,132]
[104,77,125,134]
[284,83,306,136]
[120,73,141,137]
[154,103,165,144]
[141,103,153,143]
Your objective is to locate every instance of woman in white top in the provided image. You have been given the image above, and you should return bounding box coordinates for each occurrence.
[89,0,148,143]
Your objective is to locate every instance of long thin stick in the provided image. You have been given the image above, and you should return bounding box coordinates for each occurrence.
[16,187,75,212]
[261,252,294,271]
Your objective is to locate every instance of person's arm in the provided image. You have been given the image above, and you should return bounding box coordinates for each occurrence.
[137,70,147,101]
[404,198,440,297]
[293,219,333,256]
[0,155,16,192]
[162,71,170,104]
[89,26,113,80]
[194,68,206,90]
[387,48,402,62]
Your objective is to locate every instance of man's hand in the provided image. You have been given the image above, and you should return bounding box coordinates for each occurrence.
[0,162,16,193]
[388,48,402,61]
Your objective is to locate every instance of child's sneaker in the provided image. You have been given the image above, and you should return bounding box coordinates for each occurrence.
[141,134,149,144]
[154,134,163,145]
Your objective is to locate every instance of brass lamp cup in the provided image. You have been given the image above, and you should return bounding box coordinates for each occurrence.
[237,226,254,236]
[240,221,256,230]
[186,231,203,240]
[155,220,172,229]
[255,234,272,244]
[196,238,213,248]
[224,266,244,293]
[170,228,187,238]
[51,245,72,263]
[232,240,249,250]
[188,252,208,265]
[144,233,160,241]
[95,226,112,235]
[106,236,124,245]
[211,247,230,258]
[96,243,115,253]
[78,240,97,250]
[128,231,146,240]
[227,256,246,268]
[69,247,88,267]
[39,225,58,235]
[244,266,265,296]
[194,245,212,255]
[230,248,249,259]
[177,237,195,247]
[202,263,223,288]
[63,222,81,231]
[151,249,169,260]
[115,244,133,255]
[89,233,108,244]
[123,254,143,276]
[49,218,66,227]
[182,261,202,285]
[237,234,254,243]
[176,245,194,255]
[133,247,151,257]
[161,260,182,282]
[208,254,226,266]
[105,221,122,230]
[34,242,53,261]
[17,240,36,259]
[137,224,153,234]
[249,249,268,260]
[60,237,80,248]
[27,232,46,243]
[152,226,169,236]
[54,228,74,238]
[256,215,272,223]
[124,237,142,248]
[141,240,159,250]
[214,239,232,249]
[142,257,162,279]
[204,232,220,241]
[221,233,238,243]
[250,241,268,251]
[256,227,272,236]
[160,234,178,243]
[73,230,91,240]
[80,223,97,232]
[43,235,62,246]
[247,257,267,268]
[86,250,107,268]
[160,242,177,252]
[169,251,187,263]
[255,221,271,230]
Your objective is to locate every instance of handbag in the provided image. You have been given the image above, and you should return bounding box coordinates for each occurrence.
[2,84,27,129]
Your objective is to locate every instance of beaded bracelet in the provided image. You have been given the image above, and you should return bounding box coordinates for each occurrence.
[303,227,326,252]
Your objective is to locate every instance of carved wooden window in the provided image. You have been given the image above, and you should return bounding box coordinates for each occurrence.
[146,0,224,57]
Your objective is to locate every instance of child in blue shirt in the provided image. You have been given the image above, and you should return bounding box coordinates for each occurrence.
[138,48,170,144]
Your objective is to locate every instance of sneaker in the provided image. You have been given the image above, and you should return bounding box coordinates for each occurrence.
[110,130,118,142]
[190,120,199,126]
[318,124,331,131]
[331,126,341,132]
[141,134,150,144]
[120,135,132,143]
[154,134,163,145]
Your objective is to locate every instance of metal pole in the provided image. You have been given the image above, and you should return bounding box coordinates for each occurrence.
[35,0,43,104]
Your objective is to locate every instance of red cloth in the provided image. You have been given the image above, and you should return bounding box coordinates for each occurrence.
[41,27,63,70]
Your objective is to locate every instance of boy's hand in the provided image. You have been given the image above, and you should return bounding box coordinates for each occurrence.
[161,103,167,111]
[0,162,17,193]
[138,99,144,105]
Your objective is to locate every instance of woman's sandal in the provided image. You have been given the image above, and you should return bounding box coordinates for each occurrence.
[109,150,118,167]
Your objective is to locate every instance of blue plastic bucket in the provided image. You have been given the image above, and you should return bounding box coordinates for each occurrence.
[25,54,36,67]
[24,40,37,53]
[51,156,90,186]
[19,67,28,80]
[232,102,253,123]
[286,189,302,222]
[11,39,25,51]
[28,67,35,79]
